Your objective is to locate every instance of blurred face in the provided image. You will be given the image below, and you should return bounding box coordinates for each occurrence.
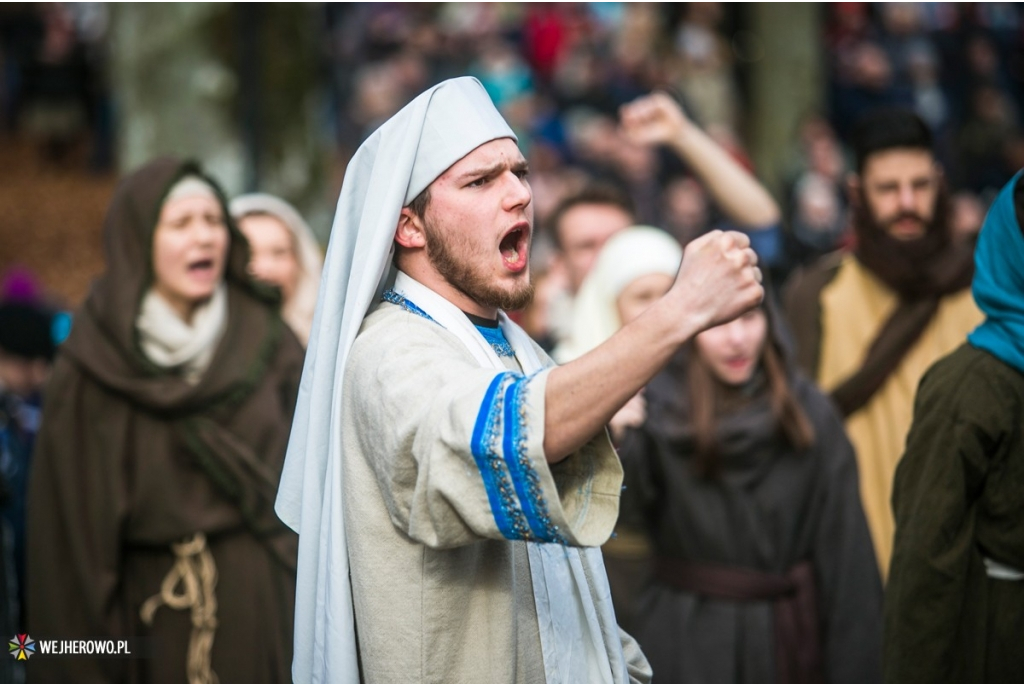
[694,308,768,386]
[152,194,229,322]
[616,273,673,326]
[238,213,300,304]
[857,148,939,241]
[0,350,49,398]
[419,138,535,315]
[557,203,633,293]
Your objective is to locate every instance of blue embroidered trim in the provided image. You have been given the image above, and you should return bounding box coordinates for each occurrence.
[502,374,566,544]
[382,290,437,324]
[470,374,516,539]
[470,373,532,540]
[475,325,516,358]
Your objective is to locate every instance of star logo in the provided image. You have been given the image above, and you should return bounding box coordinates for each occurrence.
[9,634,34,660]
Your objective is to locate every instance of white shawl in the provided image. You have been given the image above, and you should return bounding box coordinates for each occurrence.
[136,283,227,384]
[275,77,517,684]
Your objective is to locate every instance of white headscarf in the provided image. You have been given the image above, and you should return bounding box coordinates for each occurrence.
[555,226,683,362]
[274,77,517,684]
[229,193,324,346]
[165,175,218,202]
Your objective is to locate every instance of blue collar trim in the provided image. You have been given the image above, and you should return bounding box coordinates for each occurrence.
[475,324,516,358]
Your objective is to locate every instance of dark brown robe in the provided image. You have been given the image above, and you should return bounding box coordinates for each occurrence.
[619,315,882,683]
[26,158,303,683]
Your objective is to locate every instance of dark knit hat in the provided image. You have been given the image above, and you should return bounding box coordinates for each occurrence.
[0,302,57,361]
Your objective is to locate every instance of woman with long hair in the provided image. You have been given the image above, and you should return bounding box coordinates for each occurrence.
[620,294,883,683]
[27,158,303,683]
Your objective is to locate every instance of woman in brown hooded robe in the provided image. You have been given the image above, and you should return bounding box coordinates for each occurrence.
[26,158,303,683]
[619,296,883,683]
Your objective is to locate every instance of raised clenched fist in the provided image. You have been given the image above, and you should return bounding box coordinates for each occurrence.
[670,229,763,332]
[619,92,693,149]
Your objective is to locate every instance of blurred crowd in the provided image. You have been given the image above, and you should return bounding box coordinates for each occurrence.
[0,3,112,170]
[323,3,1024,280]
[1,3,1022,684]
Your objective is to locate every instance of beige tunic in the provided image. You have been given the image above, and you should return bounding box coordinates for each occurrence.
[342,302,651,683]
[817,255,983,577]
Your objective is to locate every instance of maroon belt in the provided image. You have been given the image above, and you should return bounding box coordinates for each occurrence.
[654,558,823,683]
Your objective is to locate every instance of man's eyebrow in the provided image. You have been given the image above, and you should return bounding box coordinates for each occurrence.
[455,159,529,181]
[455,162,504,181]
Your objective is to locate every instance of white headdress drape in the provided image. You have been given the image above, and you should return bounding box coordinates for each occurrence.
[555,225,683,363]
[274,77,516,684]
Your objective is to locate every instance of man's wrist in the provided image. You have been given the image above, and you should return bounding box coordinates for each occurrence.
[668,120,699,159]
[648,292,705,348]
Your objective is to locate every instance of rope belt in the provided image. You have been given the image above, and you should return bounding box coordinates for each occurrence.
[140,532,220,684]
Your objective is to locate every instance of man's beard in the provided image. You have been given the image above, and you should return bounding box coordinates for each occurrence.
[424,220,535,312]
[851,179,971,297]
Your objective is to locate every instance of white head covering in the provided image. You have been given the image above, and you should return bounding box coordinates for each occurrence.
[555,226,683,362]
[165,175,218,202]
[275,77,516,684]
[229,193,324,346]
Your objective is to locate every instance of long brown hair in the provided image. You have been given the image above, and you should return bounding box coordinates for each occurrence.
[688,311,815,478]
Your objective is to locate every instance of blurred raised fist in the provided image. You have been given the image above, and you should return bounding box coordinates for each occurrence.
[619,92,693,148]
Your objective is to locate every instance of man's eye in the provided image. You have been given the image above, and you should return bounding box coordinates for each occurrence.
[514,168,530,180]
[467,177,487,188]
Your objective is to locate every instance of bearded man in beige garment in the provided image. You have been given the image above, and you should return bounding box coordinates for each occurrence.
[785,108,982,578]
[276,77,764,683]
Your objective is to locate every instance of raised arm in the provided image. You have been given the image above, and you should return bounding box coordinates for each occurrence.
[544,229,762,462]
[620,92,780,229]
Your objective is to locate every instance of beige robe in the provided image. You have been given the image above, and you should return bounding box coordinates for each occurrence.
[816,255,983,577]
[342,302,651,683]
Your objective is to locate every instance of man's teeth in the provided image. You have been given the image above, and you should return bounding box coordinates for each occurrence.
[503,247,519,262]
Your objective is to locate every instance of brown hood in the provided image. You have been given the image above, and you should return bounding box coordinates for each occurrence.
[61,157,283,414]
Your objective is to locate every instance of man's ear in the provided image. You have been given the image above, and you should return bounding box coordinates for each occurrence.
[395,207,427,249]
[846,172,862,207]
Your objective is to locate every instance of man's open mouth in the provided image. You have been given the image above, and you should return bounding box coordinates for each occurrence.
[499,225,529,270]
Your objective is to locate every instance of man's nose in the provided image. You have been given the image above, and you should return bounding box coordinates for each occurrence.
[897,183,916,211]
[502,172,532,210]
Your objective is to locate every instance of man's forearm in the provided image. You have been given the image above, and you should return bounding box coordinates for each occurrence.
[542,229,763,463]
[669,124,780,229]
[542,298,699,462]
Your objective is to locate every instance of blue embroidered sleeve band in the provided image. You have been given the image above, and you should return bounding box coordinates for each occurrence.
[470,372,565,544]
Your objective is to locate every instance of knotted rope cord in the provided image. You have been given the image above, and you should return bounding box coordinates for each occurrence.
[140,532,220,684]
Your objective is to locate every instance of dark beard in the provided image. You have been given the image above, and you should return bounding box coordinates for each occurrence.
[852,180,972,298]
[424,222,535,312]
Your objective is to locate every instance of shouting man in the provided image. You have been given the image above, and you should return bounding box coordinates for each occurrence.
[276,77,762,683]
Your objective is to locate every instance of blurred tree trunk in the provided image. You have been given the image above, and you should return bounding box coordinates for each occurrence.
[747,3,824,198]
[109,3,330,238]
